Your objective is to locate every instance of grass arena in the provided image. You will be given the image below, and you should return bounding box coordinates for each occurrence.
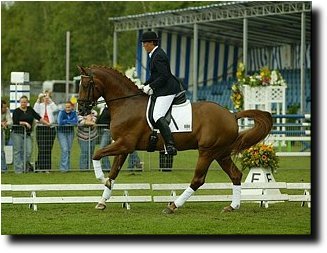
[1,152,311,235]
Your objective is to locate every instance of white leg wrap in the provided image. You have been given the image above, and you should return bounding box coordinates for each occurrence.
[231,185,241,209]
[101,180,115,200]
[93,159,106,184]
[174,186,195,208]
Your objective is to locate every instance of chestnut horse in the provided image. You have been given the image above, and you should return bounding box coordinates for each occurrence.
[77,65,273,213]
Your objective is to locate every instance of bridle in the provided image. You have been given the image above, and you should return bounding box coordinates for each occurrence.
[77,71,143,115]
[77,73,97,115]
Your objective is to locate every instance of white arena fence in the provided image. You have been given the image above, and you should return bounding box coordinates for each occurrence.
[1,182,310,211]
[269,114,311,157]
[3,115,310,172]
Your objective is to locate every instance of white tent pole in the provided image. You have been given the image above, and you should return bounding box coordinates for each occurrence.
[193,23,198,102]
[243,17,248,74]
[300,10,306,114]
[113,30,117,67]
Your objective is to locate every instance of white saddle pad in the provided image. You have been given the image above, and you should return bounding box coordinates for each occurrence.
[146,97,192,133]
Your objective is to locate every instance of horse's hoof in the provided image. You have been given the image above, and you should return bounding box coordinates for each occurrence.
[162,206,175,214]
[95,202,106,210]
[221,205,235,213]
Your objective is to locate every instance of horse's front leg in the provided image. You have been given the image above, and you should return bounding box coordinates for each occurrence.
[92,139,131,210]
[92,138,132,183]
[94,154,128,210]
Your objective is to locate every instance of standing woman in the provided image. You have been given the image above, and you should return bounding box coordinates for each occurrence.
[33,93,58,172]
[77,109,98,171]
[96,105,111,171]
[140,31,183,156]
[11,95,50,173]
[57,101,78,172]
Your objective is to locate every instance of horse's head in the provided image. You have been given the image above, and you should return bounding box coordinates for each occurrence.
[77,65,102,116]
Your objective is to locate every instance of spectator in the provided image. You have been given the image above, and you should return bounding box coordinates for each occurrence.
[77,109,98,171]
[96,105,111,171]
[57,101,78,172]
[11,95,50,173]
[33,93,58,172]
[1,100,13,172]
[128,151,143,173]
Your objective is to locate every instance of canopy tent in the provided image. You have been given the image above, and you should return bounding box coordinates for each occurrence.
[135,30,311,89]
[109,1,311,112]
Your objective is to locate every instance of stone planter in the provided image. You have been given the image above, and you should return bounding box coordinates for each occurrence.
[241,167,282,207]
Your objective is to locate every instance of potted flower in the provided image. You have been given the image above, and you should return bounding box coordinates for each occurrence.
[240,143,282,206]
[240,143,279,173]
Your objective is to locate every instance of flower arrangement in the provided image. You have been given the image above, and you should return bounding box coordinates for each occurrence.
[230,83,244,111]
[231,62,287,111]
[240,143,279,173]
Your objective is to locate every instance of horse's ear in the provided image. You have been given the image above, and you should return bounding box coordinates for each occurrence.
[77,65,88,75]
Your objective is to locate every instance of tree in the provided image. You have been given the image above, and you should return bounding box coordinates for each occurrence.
[1,1,212,84]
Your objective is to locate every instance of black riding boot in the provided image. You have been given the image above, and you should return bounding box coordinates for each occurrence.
[156,117,177,156]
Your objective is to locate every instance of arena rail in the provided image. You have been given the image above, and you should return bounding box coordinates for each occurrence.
[269,114,311,157]
[151,182,311,208]
[1,183,152,211]
[2,182,310,210]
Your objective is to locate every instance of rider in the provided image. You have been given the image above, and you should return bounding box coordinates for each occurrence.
[140,31,182,156]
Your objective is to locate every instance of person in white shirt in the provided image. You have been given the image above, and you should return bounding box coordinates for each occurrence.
[33,92,58,172]
[1,100,12,172]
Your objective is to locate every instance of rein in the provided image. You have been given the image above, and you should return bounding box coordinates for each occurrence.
[95,93,142,105]
[105,93,143,103]
[78,72,143,108]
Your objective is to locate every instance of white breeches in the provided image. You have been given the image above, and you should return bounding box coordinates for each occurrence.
[153,94,176,123]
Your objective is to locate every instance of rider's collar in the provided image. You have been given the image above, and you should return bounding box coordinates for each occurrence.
[149,46,158,58]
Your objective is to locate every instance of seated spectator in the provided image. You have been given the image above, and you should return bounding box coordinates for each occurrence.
[77,110,98,171]
[57,101,78,172]
[33,93,58,172]
[1,100,13,172]
[11,95,50,173]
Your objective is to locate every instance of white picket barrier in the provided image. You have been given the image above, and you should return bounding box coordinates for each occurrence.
[1,183,152,211]
[152,182,311,208]
[1,182,311,211]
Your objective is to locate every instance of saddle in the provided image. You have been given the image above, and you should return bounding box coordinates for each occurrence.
[148,91,187,130]
[147,91,191,152]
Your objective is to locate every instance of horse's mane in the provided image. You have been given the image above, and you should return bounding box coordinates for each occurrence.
[88,65,139,91]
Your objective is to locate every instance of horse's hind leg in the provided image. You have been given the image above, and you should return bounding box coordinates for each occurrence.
[164,150,213,214]
[95,154,128,210]
[217,156,242,212]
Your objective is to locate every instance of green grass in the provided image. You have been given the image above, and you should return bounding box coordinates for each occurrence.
[1,202,310,235]
[1,155,311,235]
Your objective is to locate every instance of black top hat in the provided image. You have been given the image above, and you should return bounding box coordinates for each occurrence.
[141,31,159,42]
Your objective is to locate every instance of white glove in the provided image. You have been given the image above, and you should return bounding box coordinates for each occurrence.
[142,85,153,95]
[137,84,144,90]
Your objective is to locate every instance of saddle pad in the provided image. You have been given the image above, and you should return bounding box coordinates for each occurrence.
[146,97,192,133]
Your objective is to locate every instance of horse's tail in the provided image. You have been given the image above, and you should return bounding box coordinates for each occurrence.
[230,110,273,155]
